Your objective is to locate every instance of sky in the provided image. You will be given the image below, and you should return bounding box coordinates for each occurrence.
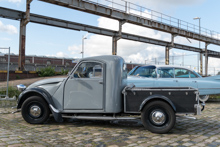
[1,0,220,75]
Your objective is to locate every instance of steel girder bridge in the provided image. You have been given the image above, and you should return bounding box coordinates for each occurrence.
[1,0,220,76]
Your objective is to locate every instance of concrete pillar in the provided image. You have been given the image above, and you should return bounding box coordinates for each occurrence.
[165,46,169,65]
[200,52,203,75]
[112,36,117,55]
[18,19,26,71]
[205,43,209,76]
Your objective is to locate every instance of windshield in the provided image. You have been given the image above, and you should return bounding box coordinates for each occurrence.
[128,66,157,78]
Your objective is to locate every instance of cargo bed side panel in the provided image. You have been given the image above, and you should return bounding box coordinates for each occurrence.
[125,88,197,113]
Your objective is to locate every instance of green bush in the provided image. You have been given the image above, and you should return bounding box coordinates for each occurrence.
[38,66,56,77]
[61,68,69,75]
[0,86,21,98]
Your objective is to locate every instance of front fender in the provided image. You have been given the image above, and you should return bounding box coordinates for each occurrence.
[17,87,55,109]
[17,87,63,122]
[139,94,176,112]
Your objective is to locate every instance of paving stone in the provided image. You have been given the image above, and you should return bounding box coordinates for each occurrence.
[0,103,220,146]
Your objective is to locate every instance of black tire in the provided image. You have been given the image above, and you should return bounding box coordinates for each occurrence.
[21,96,50,124]
[141,101,176,134]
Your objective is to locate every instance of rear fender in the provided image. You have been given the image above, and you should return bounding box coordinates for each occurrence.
[139,94,176,112]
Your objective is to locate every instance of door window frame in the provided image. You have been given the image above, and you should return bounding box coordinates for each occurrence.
[70,61,104,80]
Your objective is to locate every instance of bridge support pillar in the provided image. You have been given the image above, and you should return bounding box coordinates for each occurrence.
[205,43,210,76]
[18,19,26,71]
[112,36,117,55]
[165,46,170,65]
[200,52,203,75]
[112,20,126,55]
[18,0,32,71]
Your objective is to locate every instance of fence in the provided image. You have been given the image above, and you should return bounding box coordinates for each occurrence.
[0,47,15,100]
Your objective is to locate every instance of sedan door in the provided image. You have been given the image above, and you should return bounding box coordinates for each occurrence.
[155,68,179,87]
[174,68,198,89]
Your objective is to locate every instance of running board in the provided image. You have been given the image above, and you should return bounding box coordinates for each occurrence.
[62,115,140,120]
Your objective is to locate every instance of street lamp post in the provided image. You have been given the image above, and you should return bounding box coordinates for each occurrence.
[193,17,201,74]
[81,36,87,58]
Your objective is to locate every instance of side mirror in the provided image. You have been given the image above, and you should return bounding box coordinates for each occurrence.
[17,84,26,92]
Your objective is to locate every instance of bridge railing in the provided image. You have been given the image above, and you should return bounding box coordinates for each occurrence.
[86,0,220,41]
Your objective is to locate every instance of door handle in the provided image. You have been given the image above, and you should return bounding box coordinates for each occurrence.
[192,81,197,83]
[99,80,103,84]
[173,80,178,82]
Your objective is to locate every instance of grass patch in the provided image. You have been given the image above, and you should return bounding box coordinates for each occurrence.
[209,95,220,99]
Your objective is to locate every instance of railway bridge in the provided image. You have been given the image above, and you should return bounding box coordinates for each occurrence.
[1,0,220,76]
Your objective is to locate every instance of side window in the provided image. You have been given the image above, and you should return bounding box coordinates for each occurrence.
[158,68,174,78]
[175,68,189,78]
[190,72,198,78]
[129,66,156,78]
[74,62,103,78]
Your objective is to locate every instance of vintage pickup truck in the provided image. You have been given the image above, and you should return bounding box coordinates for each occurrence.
[17,55,202,134]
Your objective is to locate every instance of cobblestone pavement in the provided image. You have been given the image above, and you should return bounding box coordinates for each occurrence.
[0,103,220,147]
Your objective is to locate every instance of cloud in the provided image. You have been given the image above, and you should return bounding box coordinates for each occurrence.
[135,0,205,7]
[0,37,12,41]
[208,58,220,75]
[7,0,21,3]
[46,52,69,58]
[68,17,192,64]
[0,21,18,34]
[67,6,172,61]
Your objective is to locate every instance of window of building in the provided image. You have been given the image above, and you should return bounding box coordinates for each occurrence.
[0,57,6,62]
[47,60,51,65]
[25,59,30,63]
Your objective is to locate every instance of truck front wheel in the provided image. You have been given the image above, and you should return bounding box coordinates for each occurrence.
[141,101,175,134]
[21,96,50,124]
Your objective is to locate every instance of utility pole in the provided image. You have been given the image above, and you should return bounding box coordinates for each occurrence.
[81,36,87,58]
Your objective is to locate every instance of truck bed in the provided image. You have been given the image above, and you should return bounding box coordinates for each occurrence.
[124,87,198,114]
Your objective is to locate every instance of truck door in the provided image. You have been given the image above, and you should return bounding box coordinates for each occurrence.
[64,61,104,110]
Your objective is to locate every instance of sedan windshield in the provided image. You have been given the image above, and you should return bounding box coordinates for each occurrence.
[128,66,157,78]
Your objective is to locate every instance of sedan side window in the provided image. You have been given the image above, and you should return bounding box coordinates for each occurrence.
[175,68,189,78]
[129,66,156,78]
[190,72,198,78]
[158,68,174,78]
[74,62,103,78]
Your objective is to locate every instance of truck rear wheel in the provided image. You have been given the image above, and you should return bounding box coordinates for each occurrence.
[21,96,50,124]
[141,101,175,134]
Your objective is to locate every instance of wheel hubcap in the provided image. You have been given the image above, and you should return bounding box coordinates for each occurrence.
[29,105,41,117]
[151,110,166,125]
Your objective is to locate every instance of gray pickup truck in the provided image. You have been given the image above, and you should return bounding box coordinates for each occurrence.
[17,55,202,134]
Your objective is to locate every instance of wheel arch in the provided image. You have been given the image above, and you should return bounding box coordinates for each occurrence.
[139,94,176,112]
[17,88,54,109]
